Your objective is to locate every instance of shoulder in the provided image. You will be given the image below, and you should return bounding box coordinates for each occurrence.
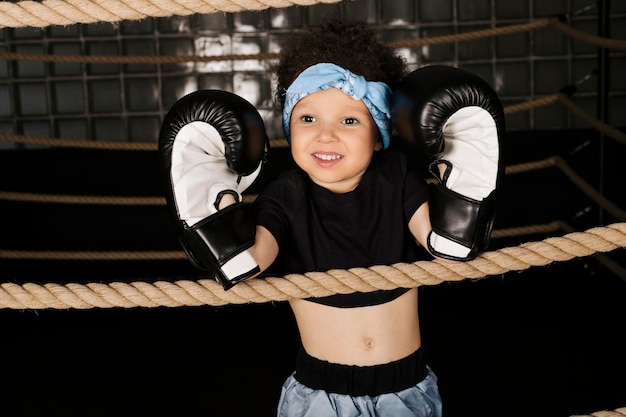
[254,168,309,249]
[376,147,409,166]
[260,168,307,197]
[371,148,430,211]
[255,168,308,215]
[370,148,412,182]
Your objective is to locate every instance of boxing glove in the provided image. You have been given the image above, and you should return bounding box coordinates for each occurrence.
[159,90,269,290]
[392,66,505,261]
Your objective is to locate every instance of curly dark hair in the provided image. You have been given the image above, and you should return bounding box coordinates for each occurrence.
[273,18,408,109]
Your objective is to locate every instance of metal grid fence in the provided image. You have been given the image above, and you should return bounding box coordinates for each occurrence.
[0,0,624,149]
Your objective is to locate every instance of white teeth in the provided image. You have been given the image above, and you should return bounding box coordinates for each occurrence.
[314,153,342,161]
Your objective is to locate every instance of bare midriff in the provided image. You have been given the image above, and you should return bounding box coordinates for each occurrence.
[288,288,421,366]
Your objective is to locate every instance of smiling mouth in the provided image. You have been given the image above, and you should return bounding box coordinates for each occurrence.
[313,153,343,161]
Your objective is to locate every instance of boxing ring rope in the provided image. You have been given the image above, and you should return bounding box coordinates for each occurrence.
[2,91,626,150]
[0,0,345,28]
[2,162,625,282]
[1,154,626,239]
[1,17,625,65]
[573,410,626,417]
[0,0,625,59]
[0,4,624,417]
[0,92,622,150]
[0,221,624,309]
[0,13,625,301]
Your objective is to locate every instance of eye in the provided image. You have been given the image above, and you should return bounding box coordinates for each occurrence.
[300,115,316,123]
[342,117,359,125]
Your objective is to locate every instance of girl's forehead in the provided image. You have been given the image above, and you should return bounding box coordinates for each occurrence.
[293,87,369,109]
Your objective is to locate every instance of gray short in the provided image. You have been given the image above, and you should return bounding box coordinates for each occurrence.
[276,366,443,417]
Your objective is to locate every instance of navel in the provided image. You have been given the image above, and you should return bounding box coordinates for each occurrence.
[363,337,376,350]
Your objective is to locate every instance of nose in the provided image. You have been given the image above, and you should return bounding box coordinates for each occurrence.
[317,122,338,143]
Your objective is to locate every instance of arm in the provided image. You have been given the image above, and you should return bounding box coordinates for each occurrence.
[249,225,280,274]
[409,201,464,264]
[218,194,279,275]
[408,201,432,252]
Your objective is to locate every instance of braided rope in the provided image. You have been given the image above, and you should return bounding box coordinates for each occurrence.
[2,154,622,221]
[0,249,186,261]
[0,51,283,65]
[1,0,626,61]
[503,94,560,115]
[0,7,623,415]
[0,6,622,309]
[387,20,552,48]
[549,18,626,51]
[0,191,164,205]
[0,133,156,151]
[0,221,586,261]
[571,408,626,417]
[0,0,342,28]
[2,17,624,66]
[4,90,622,152]
[1,222,624,309]
[556,94,626,145]
[505,156,626,222]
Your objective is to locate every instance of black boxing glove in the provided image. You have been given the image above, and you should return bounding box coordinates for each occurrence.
[392,66,505,261]
[159,90,269,289]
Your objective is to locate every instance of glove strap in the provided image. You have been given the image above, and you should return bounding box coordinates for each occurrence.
[180,202,260,290]
[427,183,496,261]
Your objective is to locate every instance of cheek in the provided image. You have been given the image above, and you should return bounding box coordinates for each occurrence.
[289,123,307,146]
[289,138,308,164]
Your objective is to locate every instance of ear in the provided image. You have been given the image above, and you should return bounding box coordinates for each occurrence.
[374,139,383,152]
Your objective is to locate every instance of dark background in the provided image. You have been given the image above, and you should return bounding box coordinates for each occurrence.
[1,127,625,417]
[1,0,625,415]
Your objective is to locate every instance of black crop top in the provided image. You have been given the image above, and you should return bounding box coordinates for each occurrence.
[254,148,430,308]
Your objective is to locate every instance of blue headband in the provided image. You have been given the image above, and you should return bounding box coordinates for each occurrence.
[282,63,393,149]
